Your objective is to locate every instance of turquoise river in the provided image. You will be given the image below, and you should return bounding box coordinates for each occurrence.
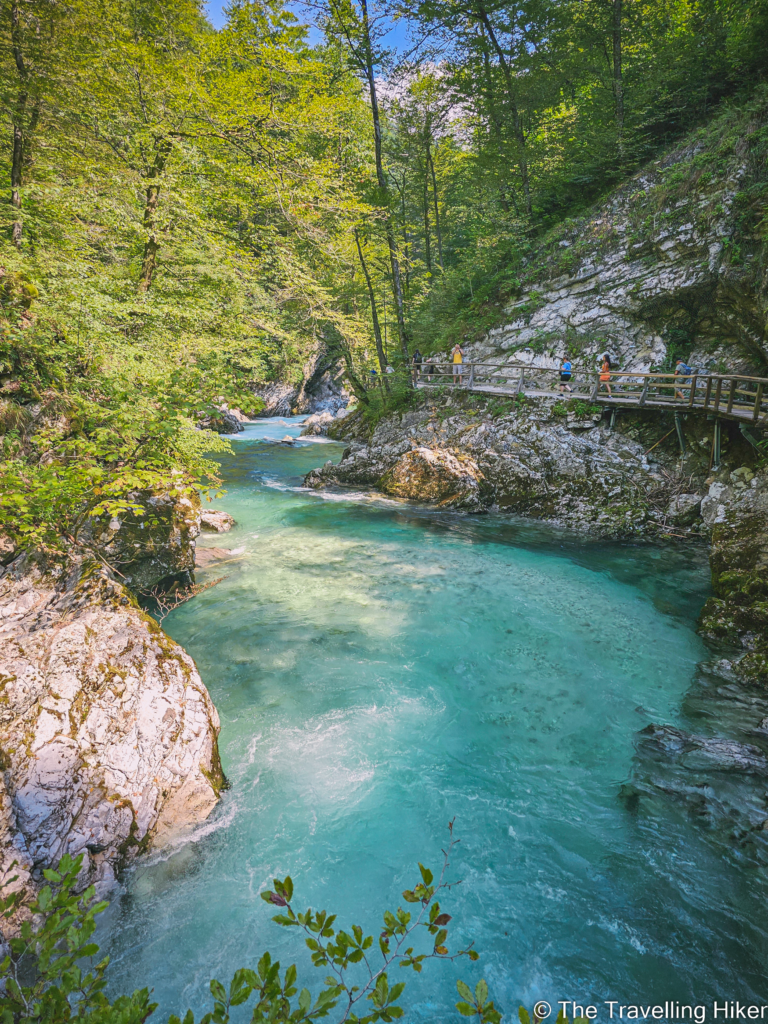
[101,417,768,1020]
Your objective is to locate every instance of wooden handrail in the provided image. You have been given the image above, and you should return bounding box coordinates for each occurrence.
[417,361,768,385]
[411,360,767,421]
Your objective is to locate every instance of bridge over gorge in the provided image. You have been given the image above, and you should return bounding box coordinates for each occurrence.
[405,361,768,465]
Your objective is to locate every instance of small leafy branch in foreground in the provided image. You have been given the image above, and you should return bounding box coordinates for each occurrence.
[0,854,156,1024]
[0,825,502,1024]
[195,820,500,1023]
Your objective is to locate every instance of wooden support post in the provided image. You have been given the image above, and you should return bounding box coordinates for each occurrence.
[639,378,649,406]
[590,374,599,401]
[726,378,736,415]
[517,370,525,394]
[713,418,721,470]
[703,376,713,409]
[674,411,686,455]
[713,377,723,412]
[753,382,763,423]
[469,363,474,388]
[688,373,698,408]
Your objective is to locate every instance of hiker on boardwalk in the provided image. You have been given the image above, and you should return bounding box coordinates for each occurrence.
[412,349,423,382]
[599,354,613,396]
[559,357,573,393]
[452,343,464,386]
[674,357,693,400]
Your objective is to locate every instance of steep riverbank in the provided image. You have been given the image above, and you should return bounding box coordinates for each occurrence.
[427,88,768,378]
[0,494,224,923]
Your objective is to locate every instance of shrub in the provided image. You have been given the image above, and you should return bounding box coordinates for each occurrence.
[0,830,503,1024]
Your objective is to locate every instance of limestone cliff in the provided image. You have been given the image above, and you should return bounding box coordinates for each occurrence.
[439,89,768,379]
[254,335,350,416]
[0,555,223,920]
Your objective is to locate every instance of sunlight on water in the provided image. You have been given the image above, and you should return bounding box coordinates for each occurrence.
[101,418,768,1019]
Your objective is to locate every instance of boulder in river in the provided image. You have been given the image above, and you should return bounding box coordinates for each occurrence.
[0,554,224,926]
[200,510,236,533]
[301,411,335,436]
[379,447,486,510]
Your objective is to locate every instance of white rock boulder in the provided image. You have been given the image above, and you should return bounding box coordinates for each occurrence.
[0,556,223,920]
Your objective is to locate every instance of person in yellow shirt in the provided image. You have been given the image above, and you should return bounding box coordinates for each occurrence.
[451,343,464,386]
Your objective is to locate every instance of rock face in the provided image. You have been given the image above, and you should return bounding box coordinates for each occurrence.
[81,491,200,593]
[253,382,296,417]
[0,556,223,918]
[254,337,350,417]
[622,713,768,841]
[379,447,486,510]
[308,394,689,536]
[198,406,246,434]
[699,468,768,685]
[445,95,767,378]
[638,723,768,775]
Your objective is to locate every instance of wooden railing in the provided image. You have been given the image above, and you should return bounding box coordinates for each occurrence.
[410,362,768,423]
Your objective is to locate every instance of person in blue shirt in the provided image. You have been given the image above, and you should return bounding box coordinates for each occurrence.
[559,357,573,393]
[674,357,692,400]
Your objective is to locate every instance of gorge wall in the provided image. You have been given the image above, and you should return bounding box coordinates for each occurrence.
[438,89,767,379]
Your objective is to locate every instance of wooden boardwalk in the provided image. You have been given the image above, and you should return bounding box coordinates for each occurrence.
[413,363,768,425]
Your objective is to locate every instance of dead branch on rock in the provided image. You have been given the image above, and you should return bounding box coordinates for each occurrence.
[146,576,225,623]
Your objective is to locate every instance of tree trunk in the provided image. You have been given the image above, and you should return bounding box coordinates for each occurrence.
[612,0,624,160]
[137,139,171,293]
[359,0,409,365]
[337,333,370,405]
[10,0,28,248]
[479,34,517,215]
[475,4,532,219]
[11,107,25,248]
[23,96,40,172]
[354,228,388,373]
[427,142,444,270]
[422,158,432,274]
[399,180,410,298]
[138,183,161,293]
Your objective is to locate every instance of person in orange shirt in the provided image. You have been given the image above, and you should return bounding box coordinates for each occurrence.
[599,354,613,396]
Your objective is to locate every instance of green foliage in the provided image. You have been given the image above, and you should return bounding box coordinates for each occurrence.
[0,854,156,1024]
[0,309,245,547]
[0,831,503,1024]
[551,399,602,418]
[360,369,419,428]
[0,0,378,549]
